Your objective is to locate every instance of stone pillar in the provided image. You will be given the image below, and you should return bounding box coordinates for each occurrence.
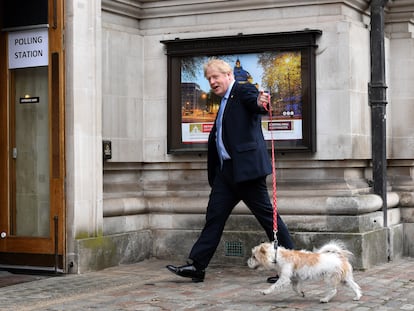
[65,0,103,272]
[387,3,414,257]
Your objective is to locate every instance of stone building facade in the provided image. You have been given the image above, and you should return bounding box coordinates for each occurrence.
[65,0,413,273]
[1,0,413,273]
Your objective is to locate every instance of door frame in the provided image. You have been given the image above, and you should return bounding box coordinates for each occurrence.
[0,0,66,271]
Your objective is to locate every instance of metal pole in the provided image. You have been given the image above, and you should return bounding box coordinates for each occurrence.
[54,216,59,274]
[369,0,389,227]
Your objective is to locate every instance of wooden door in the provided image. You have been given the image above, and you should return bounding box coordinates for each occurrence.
[0,0,65,271]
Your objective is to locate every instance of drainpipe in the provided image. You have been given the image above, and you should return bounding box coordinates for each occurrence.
[369,0,389,228]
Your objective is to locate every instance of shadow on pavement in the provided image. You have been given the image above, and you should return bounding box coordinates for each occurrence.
[0,269,54,288]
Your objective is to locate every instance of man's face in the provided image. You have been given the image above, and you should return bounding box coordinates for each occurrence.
[205,67,233,97]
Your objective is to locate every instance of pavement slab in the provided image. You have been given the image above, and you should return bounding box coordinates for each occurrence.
[0,257,412,311]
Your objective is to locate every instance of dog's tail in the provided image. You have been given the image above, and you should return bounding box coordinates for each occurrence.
[316,240,354,260]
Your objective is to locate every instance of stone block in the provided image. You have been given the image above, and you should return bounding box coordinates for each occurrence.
[389,223,404,260]
[153,227,392,270]
[404,223,414,257]
[74,230,152,273]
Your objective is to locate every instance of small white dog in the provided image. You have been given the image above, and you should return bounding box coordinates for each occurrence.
[247,241,362,303]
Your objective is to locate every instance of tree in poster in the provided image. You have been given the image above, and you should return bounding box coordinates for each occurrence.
[258,52,302,115]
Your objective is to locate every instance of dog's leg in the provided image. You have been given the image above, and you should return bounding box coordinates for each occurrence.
[320,274,340,303]
[291,279,305,298]
[320,288,337,303]
[262,265,295,295]
[262,275,292,295]
[344,273,362,301]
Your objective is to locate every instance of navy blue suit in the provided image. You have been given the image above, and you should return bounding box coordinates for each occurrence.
[189,82,294,270]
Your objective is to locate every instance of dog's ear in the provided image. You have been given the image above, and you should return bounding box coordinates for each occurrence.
[260,245,267,255]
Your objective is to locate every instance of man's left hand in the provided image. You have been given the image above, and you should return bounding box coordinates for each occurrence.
[258,90,271,111]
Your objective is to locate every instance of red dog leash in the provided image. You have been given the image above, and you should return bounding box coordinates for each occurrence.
[262,92,278,249]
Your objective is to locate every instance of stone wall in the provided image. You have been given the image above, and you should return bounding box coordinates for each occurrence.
[66,0,414,272]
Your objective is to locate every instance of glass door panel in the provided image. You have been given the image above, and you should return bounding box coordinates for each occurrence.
[11,66,50,238]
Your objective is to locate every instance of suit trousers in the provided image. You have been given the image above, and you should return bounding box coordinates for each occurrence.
[189,160,294,270]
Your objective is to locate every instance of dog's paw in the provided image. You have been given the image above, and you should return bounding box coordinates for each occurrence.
[262,288,272,295]
[319,298,329,303]
[353,295,361,301]
[255,289,267,295]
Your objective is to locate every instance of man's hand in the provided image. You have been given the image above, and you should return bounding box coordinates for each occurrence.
[258,90,271,111]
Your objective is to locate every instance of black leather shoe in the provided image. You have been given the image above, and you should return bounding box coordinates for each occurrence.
[267,275,279,283]
[166,263,205,282]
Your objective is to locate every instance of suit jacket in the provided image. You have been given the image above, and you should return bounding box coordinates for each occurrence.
[207,82,272,187]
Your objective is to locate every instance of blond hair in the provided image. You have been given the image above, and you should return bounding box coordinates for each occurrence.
[203,58,233,78]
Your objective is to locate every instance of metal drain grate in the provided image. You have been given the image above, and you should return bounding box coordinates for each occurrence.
[224,241,244,257]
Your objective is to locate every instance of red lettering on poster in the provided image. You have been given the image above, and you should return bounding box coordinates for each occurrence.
[203,124,213,133]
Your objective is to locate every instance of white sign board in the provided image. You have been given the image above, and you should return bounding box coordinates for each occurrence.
[8,28,49,69]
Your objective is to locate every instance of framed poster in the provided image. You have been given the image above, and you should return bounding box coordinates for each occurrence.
[162,30,321,153]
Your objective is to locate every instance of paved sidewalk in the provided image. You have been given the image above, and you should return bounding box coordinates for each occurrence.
[0,257,413,311]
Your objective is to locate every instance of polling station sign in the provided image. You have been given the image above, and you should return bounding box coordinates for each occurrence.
[8,28,48,69]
